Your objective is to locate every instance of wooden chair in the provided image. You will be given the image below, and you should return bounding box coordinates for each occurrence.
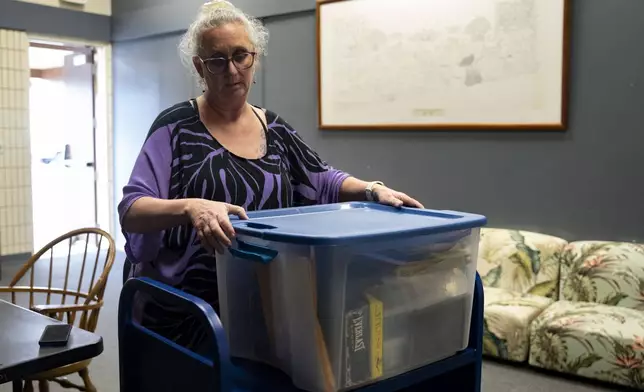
[0,227,116,392]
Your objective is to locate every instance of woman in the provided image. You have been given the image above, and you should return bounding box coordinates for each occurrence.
[118,0,422,350]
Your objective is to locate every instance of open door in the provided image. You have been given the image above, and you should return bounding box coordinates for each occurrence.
[30,44,98,250]
[60,50,98,238]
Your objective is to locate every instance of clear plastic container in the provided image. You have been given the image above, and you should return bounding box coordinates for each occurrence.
[217,203,485,392]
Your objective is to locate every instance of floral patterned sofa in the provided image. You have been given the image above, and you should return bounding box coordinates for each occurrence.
[529,241,644,390]
[477,228,568,362]
[478,229,644,389]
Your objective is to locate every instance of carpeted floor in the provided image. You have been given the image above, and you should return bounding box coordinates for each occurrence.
[0,253,620,392]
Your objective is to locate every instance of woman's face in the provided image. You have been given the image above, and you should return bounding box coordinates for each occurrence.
[194,23,256,105]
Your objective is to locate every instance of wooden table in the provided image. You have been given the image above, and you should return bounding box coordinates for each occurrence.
[0,299,103,392]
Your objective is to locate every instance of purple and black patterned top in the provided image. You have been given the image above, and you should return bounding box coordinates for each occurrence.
[118,100,349,347]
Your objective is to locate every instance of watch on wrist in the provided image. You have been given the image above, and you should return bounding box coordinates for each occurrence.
[366,181,385,202]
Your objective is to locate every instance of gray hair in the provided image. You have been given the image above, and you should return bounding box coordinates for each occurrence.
[179,1,269,80]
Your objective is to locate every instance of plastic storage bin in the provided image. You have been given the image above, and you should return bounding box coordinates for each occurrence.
[217,202,486,392]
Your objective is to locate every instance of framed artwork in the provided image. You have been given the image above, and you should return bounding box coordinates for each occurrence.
[316,0,571,130]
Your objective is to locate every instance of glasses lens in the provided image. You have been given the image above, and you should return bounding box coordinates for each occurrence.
[206,58,227,74]
[233,53,254,70]
[205,53,254,74]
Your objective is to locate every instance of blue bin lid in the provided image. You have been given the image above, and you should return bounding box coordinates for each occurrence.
[232,202,486,246]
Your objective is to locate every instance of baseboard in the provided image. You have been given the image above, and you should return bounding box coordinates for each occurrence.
[0,252,30,263]
[0,252,30,280]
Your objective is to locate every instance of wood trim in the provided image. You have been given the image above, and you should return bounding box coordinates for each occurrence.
[316,0,572,131]
[316,0,322,132]
[318,123,567,131]
[561,0,572,131]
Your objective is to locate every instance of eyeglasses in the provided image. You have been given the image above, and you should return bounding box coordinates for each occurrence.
[201,52,257,75]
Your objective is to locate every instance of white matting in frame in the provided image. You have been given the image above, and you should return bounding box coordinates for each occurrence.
[317,0,570,130]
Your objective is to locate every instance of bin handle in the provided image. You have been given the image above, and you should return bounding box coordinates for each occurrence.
[234,221,278,230]
[228,240,278,264]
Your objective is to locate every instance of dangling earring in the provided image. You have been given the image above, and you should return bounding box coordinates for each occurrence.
[253,79,256,84]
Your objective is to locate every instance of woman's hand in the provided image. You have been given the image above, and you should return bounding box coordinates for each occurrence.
[373,185,424,209]
[186,199,249,254]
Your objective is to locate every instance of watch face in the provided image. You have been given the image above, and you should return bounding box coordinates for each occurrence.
[366,182,383,202]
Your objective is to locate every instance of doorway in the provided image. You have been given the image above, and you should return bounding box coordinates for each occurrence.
[28,40,100,252]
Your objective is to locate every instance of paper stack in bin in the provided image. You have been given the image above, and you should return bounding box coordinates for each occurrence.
[217,202,486,392]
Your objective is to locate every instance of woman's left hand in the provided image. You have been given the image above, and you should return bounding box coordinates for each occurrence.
[373,185,424,209]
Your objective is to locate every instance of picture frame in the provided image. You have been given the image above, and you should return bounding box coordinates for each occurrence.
[316,0,571,131]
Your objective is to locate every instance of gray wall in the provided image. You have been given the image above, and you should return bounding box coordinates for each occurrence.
[112,0,314,41]
[112,34,197,210]
[0,0,110,42]
[112,0,644,244]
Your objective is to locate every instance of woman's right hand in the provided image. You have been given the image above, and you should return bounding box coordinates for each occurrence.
[185,199,249,255]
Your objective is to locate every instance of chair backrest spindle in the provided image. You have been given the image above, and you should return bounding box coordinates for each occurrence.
[75,233,91,305]
[61,237,73,304]
[29,262,35,308]
[88,235,101,296]
[47,247,54,304]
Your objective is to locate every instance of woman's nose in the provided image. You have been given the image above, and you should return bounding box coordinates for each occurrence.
[227,60,239,75]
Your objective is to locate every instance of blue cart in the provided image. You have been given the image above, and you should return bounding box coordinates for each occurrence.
[119,203,485,391]
[118,273,483,391]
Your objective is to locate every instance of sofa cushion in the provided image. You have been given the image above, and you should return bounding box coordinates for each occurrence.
[529,300,644,389]
[560,241,644,309]
[483,287,553,362]
[478,228,568,299]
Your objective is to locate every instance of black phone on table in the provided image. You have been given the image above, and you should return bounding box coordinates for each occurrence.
[39,324,72,347]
